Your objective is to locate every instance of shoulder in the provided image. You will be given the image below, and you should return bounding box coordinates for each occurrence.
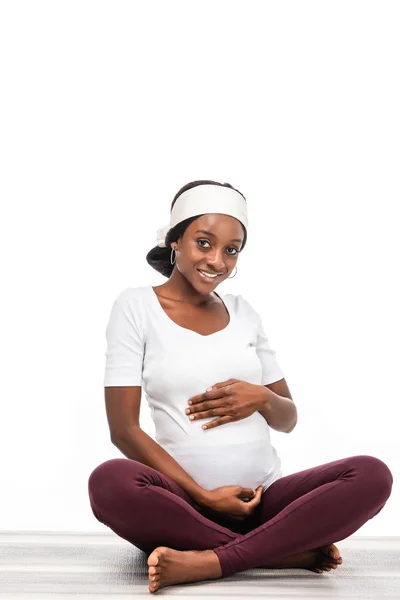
[109,286,150,320]
[113,286,149,305]
[222,292,260,323]
[106,287,150,341]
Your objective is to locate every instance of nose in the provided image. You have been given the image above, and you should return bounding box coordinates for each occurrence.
[206,256,226,273]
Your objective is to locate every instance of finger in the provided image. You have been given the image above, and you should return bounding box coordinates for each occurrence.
[188,390,225,410]
[239,488,255,499]
[187,400,221,415]
[249,486,263,504]
[202,416,231,430]
[247,486,263,506]
[188,393,208,406]
[240,486,261,497]
[187,395,201,406]
[207,378,236,392]
[188,407,226,420]
[188,386,225,406]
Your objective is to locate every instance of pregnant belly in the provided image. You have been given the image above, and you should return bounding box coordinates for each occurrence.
[163,437,279,492]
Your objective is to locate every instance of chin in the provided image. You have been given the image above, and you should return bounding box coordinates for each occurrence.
[193,272,219,291]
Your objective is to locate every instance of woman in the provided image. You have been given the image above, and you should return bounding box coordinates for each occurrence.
[88,179,393,594]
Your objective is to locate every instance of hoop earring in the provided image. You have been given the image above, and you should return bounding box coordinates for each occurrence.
[170,247,236,277]
[227,266,237,279]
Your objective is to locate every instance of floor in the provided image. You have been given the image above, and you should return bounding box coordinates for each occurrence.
[0,532,399,599]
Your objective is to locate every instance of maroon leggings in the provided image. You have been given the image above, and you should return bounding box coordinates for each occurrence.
[88,454,393,578]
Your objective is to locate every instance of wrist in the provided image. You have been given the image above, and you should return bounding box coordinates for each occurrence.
[259,385,271,413]
[192,487,211,507]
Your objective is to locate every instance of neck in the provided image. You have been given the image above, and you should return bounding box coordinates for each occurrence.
[157,268,216,305]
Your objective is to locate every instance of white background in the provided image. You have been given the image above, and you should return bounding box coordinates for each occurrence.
[1,1,399,536]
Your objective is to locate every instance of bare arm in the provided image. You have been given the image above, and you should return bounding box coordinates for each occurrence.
[258,378,298,433]
[106,386,211,506]
[112,426,210,506]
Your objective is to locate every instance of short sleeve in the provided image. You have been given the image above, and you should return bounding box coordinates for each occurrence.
[103,290,145,387]
[256,320,285,386]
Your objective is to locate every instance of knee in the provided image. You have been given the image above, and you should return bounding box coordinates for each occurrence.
[88,458,150,523]
[88,458,143,501]
[354,455,393,500]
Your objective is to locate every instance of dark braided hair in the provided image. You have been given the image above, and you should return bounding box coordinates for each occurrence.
[146,179,248,278]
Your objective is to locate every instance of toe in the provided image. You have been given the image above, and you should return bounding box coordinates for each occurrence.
[321,544,340,560]
[149,580,160,593]
[322,559,334,570]
[148,546,167,569]
[321,545,343,567]
[147,555,159,567]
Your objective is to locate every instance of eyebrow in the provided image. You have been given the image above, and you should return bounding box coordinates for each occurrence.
[195,229,243,243]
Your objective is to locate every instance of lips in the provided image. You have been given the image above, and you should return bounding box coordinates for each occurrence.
[197,269,222,281]
[198,269,221,276]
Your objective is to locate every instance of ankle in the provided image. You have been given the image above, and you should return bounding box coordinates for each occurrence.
[202,550,223,578]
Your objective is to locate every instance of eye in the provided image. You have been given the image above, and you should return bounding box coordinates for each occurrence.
[196,239,240,256]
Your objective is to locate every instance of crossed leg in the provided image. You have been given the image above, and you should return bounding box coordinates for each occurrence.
[88,454,393,591]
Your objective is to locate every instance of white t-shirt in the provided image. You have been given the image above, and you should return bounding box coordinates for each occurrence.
[104,285,285,492]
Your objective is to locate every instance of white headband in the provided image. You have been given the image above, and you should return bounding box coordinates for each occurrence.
[156,184,248,248]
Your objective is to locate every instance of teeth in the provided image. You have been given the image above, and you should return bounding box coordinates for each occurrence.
[199,270,219,278]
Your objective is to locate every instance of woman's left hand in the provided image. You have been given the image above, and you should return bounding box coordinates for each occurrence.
[185,378,268,430]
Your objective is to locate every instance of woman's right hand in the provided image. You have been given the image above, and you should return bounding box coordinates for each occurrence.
[199,485,264,520]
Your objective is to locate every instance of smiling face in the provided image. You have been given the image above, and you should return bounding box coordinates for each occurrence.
[172,213,245,291]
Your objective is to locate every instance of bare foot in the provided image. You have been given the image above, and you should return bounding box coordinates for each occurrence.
[259,542,343,574]
[147,547,222,593]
